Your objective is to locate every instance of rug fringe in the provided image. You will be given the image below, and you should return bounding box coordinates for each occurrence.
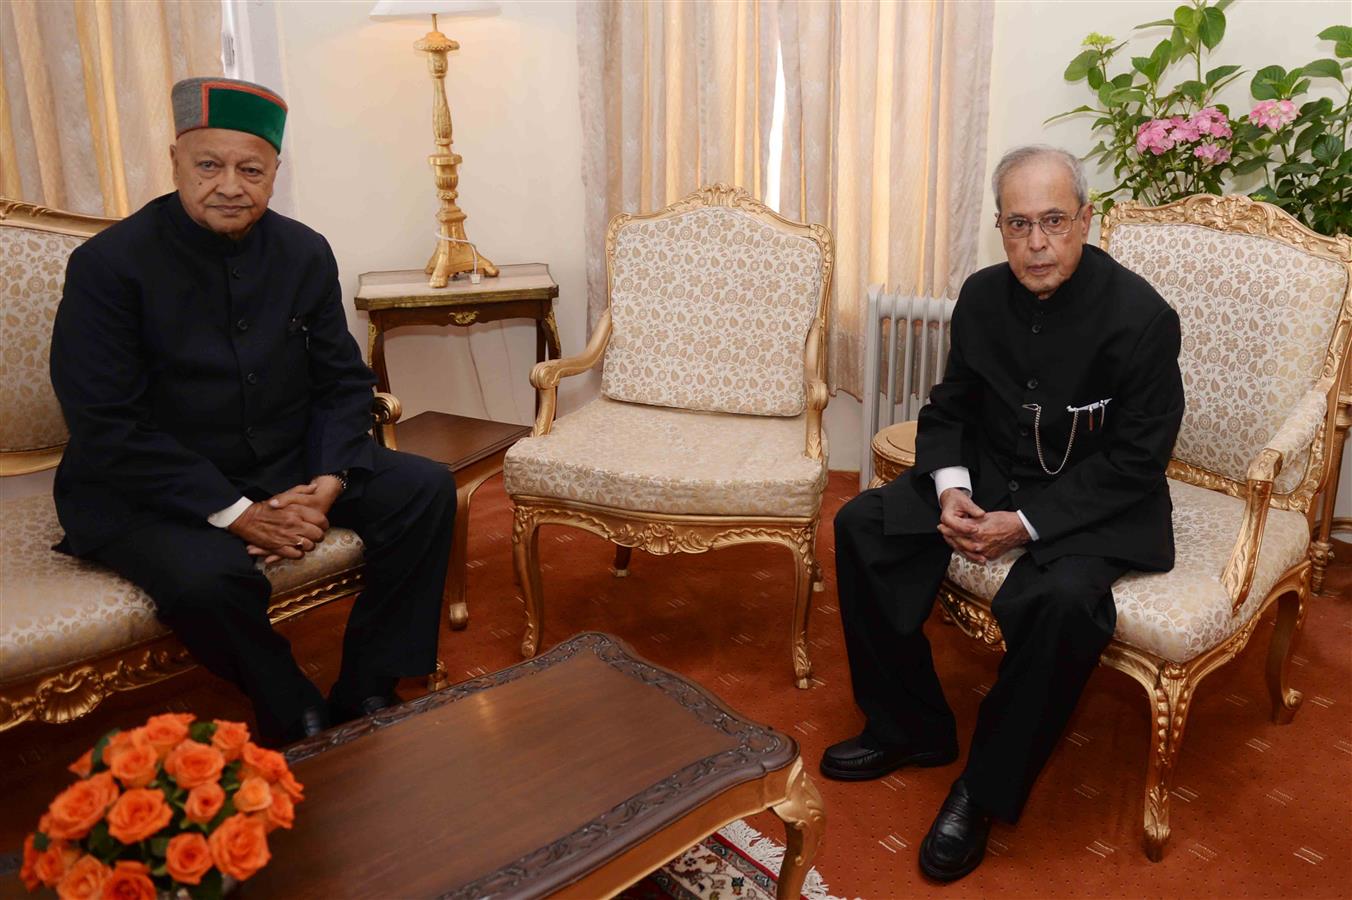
[716,819,844,900]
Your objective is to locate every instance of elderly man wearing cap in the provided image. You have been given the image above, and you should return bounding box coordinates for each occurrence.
[49,77,457,746]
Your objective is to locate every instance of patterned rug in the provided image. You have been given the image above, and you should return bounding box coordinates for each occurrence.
[619,819,840,900]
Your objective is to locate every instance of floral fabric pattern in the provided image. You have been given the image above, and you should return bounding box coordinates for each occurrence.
[1,227,84,452]
[601,206,824,417]
[946,478,1309,664]
[1107,223,1347,493]
[504,397,828,517]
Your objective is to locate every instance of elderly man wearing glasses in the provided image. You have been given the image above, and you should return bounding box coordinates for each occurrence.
[822,145,1184,881]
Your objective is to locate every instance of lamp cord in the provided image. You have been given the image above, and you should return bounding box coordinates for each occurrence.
[431,231,481,283]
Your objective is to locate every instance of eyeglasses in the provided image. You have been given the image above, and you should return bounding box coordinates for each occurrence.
[994,206,1088,239]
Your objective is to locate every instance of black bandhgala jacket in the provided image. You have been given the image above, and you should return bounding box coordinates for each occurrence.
[50,192,377,556]
[883,244,1185,572]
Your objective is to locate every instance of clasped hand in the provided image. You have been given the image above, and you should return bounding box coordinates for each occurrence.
[936,488,1030,564]
[227,476,344,564]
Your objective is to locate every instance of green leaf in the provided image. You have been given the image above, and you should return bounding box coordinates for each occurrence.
[1215,0,1235,10]
[1336,41,1352,60]
[1098,83,1118,107]
[92,729,119,771]
[1177,80,1207,101]
[1231,155,1271,176]
[1250,65,1288,100]
[1198,7,1226,50]
[1150,38,1173,74]
[1205,64,1241,85]
[1249,186,1281,204]
[189,721,218,743]
[1301,58,1345,81]
[1135,18,1175,29]
[1173,6,1200,31]
[1044,105,1097,124]
[1065,49,1099,81]
[88,821,117,860]
[1170,26,1192,63]
[1275,161,1318,176]
[1313,133,1344,164]
[1112,72,1135,88]
[1110,88,1148,105]
[1295,124,1323,155]
[189,869,225,900]
[150,836,171,857]
[1318,25,1352,44]
[33,831,50,851]
[1087,67,1105,90]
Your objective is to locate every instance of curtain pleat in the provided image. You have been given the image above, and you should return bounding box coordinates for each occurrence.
[0,0,222,216]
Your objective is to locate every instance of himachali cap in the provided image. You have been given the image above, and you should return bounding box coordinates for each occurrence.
[171,77,288,153]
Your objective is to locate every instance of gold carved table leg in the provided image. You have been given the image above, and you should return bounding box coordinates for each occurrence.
[771,759,826,900]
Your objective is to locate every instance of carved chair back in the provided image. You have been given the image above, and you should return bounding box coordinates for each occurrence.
[0,199,117,477]
[1102,196,1352,515]
[600,185,833,418]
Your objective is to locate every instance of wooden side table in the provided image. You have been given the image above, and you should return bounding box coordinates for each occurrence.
[355,264,561,633]
[243,632,825,899]
[870,419,918,486]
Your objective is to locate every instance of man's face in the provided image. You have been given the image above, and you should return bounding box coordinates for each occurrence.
[170,128,278,240]
[997,157,1091,299]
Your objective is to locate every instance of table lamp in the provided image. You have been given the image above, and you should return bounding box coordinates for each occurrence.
[370,0,500,287]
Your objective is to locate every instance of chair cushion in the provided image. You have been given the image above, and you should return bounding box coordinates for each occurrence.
[601,205,825,417]
[1,226,84,452]
[0,493,365,683]
[503,397,828,517]
[945,478,1310,664]
[1108,223,1347,493]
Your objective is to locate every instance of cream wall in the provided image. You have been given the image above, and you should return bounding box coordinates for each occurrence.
[269,0,1349,516]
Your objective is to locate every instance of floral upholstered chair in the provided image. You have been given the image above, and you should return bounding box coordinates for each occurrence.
[922,195,1350,860]
[0,198,417,733]
[503,185,834,687]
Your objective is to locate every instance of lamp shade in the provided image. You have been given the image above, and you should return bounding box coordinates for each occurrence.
[369,0,500,19]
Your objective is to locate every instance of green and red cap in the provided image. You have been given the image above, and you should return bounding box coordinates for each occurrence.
[171,77,287,153]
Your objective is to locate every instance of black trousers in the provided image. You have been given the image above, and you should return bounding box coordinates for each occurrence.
[834,488,1124,823]
[89,446,457,741]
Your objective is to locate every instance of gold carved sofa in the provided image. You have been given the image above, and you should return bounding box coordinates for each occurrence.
[503,185,834,687]
[0,198,416,733]
[872,195,1351,860]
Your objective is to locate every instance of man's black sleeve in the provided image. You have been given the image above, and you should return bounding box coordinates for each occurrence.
[50,244,242,520]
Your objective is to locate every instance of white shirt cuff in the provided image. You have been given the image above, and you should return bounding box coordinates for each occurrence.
[931,466,972,500]
[1017,510,1040,542]
[208,497,252,529]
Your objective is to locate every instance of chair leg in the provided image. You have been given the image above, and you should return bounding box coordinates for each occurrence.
[612,544,633,577]
[791,537,815,690]
[427,659,450,692]
[1141,664,1195,861]
[770,759,826,900]
[1267,589,1307,724]
[810,559,824,593]
[512,508,545,658]
[445,479,475,631]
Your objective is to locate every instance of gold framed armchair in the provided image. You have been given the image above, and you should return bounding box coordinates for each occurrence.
[916,195,1350,860]
[503,185,835,687]
[0,198,424,733]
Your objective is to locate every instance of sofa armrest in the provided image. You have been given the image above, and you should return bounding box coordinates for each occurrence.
[803,320,829,460]
[530,311,612,436]
[372,391,402,450]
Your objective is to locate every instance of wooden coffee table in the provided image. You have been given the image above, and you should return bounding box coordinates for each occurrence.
[241,632,825,899]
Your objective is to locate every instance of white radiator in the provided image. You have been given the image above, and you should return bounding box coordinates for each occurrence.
[859,285,957,489]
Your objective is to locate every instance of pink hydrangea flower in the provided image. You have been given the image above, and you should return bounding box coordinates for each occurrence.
[1193,142,1231,165]
[1168,116,1202,143]
[1189,106,1232,139]
[1135,119,1176,155]
[1250,99,1297,131]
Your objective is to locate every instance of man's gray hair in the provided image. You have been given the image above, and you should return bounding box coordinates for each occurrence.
[991,145,1088,212]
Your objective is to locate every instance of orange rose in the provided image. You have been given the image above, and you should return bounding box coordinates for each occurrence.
[109,738,160,790]
[143,712,195,756]
[262,788,295,831]
[211,720,251,762]
[274,768,304,803]
[46,772,119,840]
[239,742,287,783]
[105,788,173,844]
[20,834,40,891]
[67,749,93,778]
[54,854,109,900]
[184,781,226,824]
[166,833,214,885]
[163,740,225,789]
[101,860,155,900]
[208,813,271,882]
[233,776,272,813]
[34,840,80,887]
[102,729,149,769]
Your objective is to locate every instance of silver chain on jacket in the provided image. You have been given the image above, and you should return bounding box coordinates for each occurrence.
[1021,403,1078,475]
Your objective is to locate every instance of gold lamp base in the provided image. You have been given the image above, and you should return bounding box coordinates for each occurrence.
[415,19,497,287]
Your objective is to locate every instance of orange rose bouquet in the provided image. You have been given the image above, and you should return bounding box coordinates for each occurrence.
[20,714,302,899]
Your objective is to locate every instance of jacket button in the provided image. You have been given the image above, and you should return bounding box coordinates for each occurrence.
[232,268,242,279]
[236,318,249,332]
[1019,426,1030,437]
[1031,323,1043,334]
[1026,378,1039,390]
[244,426,256,438]
[245,372,259,385]
[1008,480,1020,492]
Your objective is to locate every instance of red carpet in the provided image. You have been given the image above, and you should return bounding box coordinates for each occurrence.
[2,471,1349,898]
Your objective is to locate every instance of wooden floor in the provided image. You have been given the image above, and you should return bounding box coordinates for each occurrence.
[1,472,1349,899]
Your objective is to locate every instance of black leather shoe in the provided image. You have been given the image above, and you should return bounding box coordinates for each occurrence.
[329,693,398,726]
[267,705,328,747]
[819,733,958,781]
[919,779,992,882]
